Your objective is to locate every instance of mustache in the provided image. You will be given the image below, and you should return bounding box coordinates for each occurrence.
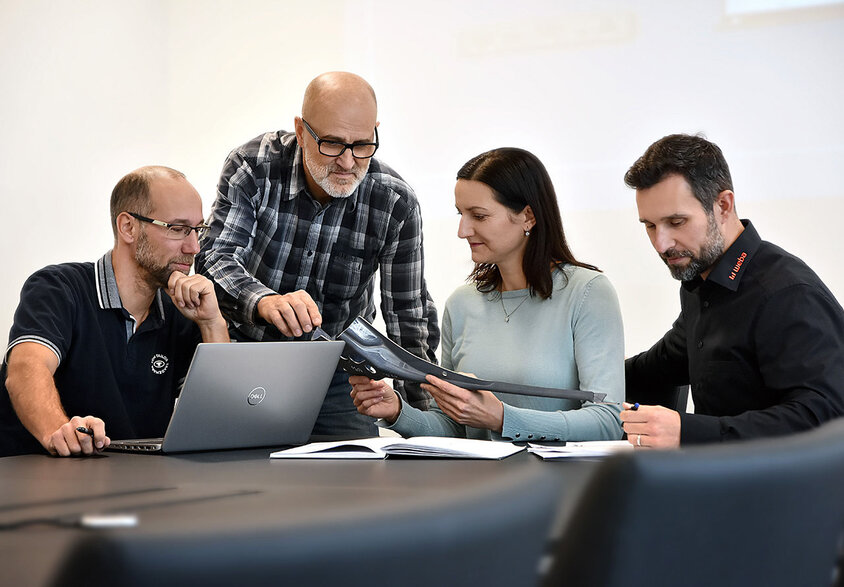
[661,248,693,261]
[328,164,363,175]
[170,256,194,267]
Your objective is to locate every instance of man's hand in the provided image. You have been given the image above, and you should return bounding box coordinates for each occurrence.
[349,376,401,423]
[5,342,113,457]
[257,291,322,337]
[422,375,504,432]
[619,402,681,449]
[166,272,229,342]
[46,415,110,457]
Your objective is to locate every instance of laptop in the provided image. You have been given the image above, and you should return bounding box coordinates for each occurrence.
[108,340,345,453]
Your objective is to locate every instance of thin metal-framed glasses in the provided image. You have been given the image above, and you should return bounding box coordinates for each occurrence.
[129,212,210,240]
[301,118,379,159]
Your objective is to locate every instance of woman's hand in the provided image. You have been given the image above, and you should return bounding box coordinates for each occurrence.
[422,375,504,432]
[349,376,402,424]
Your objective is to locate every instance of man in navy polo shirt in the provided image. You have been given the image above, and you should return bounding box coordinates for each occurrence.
[0,166,229,457]
[619,134,844,448]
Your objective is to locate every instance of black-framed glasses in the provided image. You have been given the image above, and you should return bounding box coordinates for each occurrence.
[301,118,379,159]
[129,212,210,240]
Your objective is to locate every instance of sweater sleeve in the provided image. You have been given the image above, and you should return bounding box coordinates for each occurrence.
[499,274,626,441]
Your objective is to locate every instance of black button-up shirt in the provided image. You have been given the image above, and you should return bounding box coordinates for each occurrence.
[626,220,844,443]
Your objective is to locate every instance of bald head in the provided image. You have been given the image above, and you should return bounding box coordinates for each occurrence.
[295,73,380,203]
[301,72,377,121]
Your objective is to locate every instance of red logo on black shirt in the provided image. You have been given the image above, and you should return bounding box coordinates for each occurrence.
[728,252,747,281]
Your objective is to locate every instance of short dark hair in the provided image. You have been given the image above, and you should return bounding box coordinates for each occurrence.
[457,148,598,299]
[624,134,733,213]
[110,166,185,238]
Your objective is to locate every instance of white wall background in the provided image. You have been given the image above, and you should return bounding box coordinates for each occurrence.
[2,0,843,362]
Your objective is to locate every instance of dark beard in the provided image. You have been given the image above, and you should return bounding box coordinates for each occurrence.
[662,216,725,281]
[142,264,176,289]
[135,231,191,288]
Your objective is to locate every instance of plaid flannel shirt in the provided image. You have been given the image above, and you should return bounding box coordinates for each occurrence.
[196,131,439,408]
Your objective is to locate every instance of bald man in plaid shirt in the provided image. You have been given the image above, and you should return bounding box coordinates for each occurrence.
[197,72,439,436]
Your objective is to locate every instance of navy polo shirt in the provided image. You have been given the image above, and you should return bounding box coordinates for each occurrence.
[626,220,844,444]
[0,252,200,456]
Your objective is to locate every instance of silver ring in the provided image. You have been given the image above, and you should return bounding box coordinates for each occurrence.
[637,434,642,447]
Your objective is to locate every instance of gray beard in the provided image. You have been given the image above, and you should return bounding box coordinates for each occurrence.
[304,154,367,199]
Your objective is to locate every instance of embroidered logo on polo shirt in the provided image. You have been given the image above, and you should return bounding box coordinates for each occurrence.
[151,354,169,375]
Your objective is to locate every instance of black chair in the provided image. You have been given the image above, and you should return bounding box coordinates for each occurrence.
[667,384,689,413]
[543,418,844,587]
[51,464,562,587]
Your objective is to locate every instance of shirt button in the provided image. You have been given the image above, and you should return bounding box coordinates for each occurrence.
[703,301,710,308]
[697,340,704,349]
[307,250,314,257]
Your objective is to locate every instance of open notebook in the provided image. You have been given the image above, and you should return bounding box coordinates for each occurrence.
[270,436,525,460]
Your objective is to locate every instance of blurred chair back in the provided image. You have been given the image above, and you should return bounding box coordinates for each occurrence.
[544,418,844,587]
[52,464,562,587]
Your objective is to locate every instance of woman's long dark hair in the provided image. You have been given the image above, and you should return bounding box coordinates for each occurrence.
[457,147,599,299]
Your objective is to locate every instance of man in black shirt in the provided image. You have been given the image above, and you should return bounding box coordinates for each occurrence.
[0,166,229,457]
[620,134,844,447]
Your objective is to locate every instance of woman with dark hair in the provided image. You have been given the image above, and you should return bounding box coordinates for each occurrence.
[350,148,624,441]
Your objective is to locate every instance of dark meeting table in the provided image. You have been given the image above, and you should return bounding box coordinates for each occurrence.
[0,445,599,586]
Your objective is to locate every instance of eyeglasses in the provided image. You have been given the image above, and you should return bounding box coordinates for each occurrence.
[301,118,379,159]
[129,212,210,240]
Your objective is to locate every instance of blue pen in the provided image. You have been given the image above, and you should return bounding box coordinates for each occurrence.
[76,426,94,437]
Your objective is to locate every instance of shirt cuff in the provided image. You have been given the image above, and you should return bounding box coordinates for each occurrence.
[679,413,722,444]
[381,393,428,437]
[240,285,280,326]
[500,403,565,443]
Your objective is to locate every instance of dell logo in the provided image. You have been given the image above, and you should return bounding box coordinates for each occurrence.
[247,386,267,406]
